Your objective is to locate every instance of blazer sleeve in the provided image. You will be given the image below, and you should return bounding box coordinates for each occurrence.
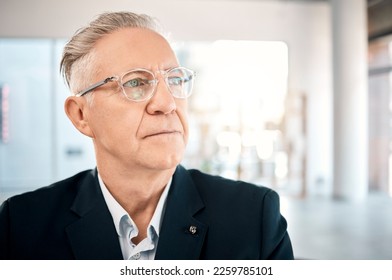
[260,190,294,259]
[0,200,10,259]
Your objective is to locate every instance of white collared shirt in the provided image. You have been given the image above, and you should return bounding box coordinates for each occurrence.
[98,173,171,260]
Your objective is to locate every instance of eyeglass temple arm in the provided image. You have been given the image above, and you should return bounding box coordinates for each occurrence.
[75,77,115,97]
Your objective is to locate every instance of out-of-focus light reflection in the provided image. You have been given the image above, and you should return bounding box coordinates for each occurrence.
[256,130,279,160]
[389,153,392,197]
[216,131,242,161]
[275,151,288,179]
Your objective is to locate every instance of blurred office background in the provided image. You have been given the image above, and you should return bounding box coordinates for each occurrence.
[1,0,392,259]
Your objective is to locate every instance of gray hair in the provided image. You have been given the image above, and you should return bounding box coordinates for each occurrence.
[60,11,162,95]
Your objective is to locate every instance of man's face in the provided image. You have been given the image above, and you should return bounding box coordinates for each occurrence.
[77,28,189,172]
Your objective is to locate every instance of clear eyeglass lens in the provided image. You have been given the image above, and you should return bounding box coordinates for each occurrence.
[167,68,194,98]
[120,68,194,101]
[121,70,156,101]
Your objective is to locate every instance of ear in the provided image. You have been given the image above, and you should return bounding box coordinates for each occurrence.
[64,96,94,138]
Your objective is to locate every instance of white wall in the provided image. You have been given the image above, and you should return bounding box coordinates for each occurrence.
[0,0,333,195]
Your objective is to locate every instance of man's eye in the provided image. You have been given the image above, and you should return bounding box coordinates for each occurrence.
[169,77,185,86]
[124,78,145,88]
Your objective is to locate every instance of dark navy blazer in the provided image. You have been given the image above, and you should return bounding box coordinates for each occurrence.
[0,165,294,259]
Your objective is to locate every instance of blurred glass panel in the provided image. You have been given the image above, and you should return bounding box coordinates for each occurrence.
[0,39,53,199]
[368,34,392,196]
[0,39,96,202]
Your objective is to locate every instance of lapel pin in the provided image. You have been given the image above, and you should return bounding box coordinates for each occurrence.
[189,225,197,235]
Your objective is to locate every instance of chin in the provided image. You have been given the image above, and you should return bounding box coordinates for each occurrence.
[155,156,183,170]
[153,152,185,170]
[137,143,186,170]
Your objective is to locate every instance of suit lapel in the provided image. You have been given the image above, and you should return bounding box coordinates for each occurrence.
[64,167,207,260]
[155,165,208,260]
[65,169,122,259]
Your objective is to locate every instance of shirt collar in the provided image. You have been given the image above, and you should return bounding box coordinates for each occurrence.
[98,172,172,240]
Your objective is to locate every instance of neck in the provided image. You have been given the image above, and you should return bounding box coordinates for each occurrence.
[97,160,175,243]
[98,162,175,212]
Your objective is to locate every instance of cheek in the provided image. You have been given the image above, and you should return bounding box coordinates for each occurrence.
[176,101,189,138]
[88,103,141,142]
[183,122,189,144]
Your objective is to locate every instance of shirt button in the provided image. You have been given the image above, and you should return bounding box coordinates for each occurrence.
[132,252,141,260]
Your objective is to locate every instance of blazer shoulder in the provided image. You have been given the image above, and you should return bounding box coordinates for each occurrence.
[4,169,95,209]
[185,168,278,209]
[187,168,274,196]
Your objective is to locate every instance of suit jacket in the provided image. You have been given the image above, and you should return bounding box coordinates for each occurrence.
[0,165,294,260]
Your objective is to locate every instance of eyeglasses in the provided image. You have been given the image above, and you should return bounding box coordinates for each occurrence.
[75,66,195,102]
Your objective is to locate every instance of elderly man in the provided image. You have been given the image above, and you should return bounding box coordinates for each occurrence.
[0,11,294,260]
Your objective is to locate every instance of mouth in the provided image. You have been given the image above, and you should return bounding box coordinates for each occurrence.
[143,130,181,138]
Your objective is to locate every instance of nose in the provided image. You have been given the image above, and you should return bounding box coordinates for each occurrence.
[145,77,177,115]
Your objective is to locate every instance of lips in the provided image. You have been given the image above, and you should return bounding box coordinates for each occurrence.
[143,130,181,138]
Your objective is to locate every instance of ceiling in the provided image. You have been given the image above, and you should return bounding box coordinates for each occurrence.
[367,0,392,40]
